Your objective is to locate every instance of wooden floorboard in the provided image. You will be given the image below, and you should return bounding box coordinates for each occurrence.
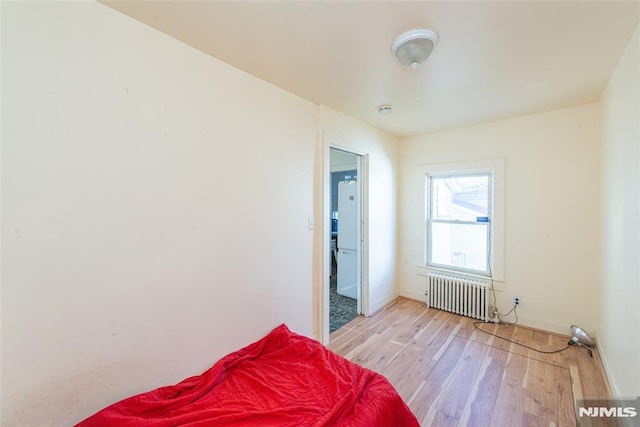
[328,297,614,427]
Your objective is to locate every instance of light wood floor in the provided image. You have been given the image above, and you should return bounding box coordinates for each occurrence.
[328,297,614,427]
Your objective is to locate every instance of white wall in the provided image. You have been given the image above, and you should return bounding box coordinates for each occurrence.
[319,107,399,314]
[398,104,602,335]
[1,2,318,425]
[598,24,640,399]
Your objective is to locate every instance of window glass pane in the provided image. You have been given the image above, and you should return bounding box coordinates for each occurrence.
[431,175,489,221]
[430,222,488,272]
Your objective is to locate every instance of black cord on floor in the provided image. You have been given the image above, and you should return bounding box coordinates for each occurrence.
[473,321,570,354]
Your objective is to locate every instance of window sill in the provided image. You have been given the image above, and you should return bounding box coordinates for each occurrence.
[415,265,504,291]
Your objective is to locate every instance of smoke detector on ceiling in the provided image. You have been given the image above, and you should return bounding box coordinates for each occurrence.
[391,29,439,69]
[378,105,392,115]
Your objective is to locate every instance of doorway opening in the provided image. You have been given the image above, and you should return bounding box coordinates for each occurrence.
[329,148,361,333]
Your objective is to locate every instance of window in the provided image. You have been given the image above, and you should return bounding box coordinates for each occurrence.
[427,172,492,275]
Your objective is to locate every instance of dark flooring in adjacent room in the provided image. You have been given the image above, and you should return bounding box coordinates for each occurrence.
[329,271,358,333]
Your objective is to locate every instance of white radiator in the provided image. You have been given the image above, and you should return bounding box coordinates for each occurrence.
[427,273,489,321]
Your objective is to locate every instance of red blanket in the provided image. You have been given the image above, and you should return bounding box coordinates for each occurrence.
[76,324,418,426]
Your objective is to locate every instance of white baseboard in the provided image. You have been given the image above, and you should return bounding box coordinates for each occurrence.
[399,290,427,304]
[370,290,399,315]
[597,344,621,399]
[510,314,570,336]
[398,294,570,337]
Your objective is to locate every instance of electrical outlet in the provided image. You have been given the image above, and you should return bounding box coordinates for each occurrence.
[514,297,520,306]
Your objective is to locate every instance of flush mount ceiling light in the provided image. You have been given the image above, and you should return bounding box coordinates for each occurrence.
[391,28,439,69]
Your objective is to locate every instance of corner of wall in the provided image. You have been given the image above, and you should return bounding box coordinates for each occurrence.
[596,22,640,399]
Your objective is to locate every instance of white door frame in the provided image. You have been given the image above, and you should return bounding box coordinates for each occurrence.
[321,133,369,344]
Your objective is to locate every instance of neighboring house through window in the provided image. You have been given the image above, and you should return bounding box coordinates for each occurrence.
[428,173,491,274]
[422,159,504,282]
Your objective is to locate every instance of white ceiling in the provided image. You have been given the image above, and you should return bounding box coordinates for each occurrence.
[104,1,640,138]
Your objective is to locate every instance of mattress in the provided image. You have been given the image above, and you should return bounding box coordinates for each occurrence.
[76,324,419,426]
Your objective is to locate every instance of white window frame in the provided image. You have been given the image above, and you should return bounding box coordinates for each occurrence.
[420,159,504,284]
[427,172,492,275]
